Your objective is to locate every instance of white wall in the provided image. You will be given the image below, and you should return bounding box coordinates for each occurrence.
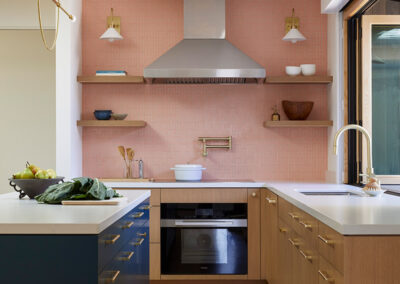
[0,0,55,29]
[326,13,344,183]
[0,30,56,193]
[55,0,82,180]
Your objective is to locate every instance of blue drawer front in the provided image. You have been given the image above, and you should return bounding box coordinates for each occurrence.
[98,198,150,271]
[98,198,150,283]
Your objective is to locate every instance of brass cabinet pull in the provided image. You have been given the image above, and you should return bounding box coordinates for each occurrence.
[288,212,299,220]
[288,238,299,248]
[318,270,335,283]
[137,232,147,237]
[122,221,134,229]
[132,238,145,246]
[251,192,257,197]
[318,234,335,246]
[140,205,152,210]
[279,227,287,233]
[299,220,312,230]
[100,270,120,282]
[118,251,134,262]
[299,249,313,262]
[266,197,277,204]
[105,234,120,244]
[131,212,144,218]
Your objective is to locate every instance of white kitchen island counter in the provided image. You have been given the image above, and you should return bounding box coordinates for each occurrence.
[265,182,400,235]
[103,180,265,188]
[0,189,150,234]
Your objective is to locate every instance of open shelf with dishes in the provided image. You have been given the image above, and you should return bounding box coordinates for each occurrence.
[264,75,333,84]
[77,75,144,84]
[263,120,333,128]
[77,120,147,127]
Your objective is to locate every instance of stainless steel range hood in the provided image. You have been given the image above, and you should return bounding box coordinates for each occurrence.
[144,0,266,84]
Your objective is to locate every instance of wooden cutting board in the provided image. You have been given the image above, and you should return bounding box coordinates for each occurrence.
[61,197,128,205]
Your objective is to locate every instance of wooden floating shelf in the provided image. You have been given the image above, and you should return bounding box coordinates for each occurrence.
[264,120,333,128]
[265,75,333,84]
[77,120,147,127]
[77,75,144,84]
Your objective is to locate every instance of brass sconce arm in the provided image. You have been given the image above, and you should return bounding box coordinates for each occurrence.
[52,0,75,21]
[198,137,232,157]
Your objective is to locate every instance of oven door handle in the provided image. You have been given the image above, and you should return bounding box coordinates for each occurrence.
[161,219,247,227]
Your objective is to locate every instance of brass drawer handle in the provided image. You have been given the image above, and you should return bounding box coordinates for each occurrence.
[140,205,152,210]
[318,234,335,246]
[299,249,313,262]
[131,212,144,218]
[299,220,312,230]
[279,227,287,233]
[122,221,134,229]
[132,238,145,246]
[137,232,147,237]
[266,197,277,204]
[288,212,299,220]
[105,234,120,244]
[318,270,335,283]
[100,270,120,282]
[288,238,299,248]
[118,251,134,261]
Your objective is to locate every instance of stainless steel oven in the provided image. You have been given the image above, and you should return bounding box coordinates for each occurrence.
[161,203,247,275]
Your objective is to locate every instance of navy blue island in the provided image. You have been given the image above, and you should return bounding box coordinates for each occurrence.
[0,190,150,284]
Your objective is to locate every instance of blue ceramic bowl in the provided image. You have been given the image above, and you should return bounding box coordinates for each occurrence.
[94,110,112,120]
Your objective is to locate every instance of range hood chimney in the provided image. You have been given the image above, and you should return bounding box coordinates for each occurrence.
[144,0,266,84]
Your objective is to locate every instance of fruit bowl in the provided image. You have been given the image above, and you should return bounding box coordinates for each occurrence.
[9,177,64,199]
[282,100,314,120]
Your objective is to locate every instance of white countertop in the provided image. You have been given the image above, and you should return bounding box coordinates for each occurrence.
[103,181,265,188]
[0,190,150,235]
[265,182,400,235]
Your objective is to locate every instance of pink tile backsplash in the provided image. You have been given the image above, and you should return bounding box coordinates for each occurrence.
[82,0,328,181]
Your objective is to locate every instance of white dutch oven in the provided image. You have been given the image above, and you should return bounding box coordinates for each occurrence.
[170,164,206,181]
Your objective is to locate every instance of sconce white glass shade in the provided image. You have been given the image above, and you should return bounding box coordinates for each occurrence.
[100,27,123,42]
[283,28,306,43]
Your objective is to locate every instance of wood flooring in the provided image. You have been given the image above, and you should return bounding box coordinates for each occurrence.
[150,281,267,284]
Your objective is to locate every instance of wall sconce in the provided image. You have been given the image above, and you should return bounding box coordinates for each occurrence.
[37,0,76,51]
[282,9,306,44]
[100,8,123,42]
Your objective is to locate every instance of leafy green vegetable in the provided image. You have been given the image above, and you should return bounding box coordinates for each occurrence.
[35,177,120,204]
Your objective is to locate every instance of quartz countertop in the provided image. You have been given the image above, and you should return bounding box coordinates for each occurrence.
[265,182,400,235]
[0,190,150,235]
[103,180,265,188]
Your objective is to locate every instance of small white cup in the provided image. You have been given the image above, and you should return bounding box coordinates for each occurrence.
[300,64,316,76]
[285,66,301,76]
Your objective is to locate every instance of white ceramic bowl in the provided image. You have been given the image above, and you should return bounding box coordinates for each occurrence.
[300,64,316,76]
[170,164,206,182]
[285,66,301,76]
[363,188,386,197]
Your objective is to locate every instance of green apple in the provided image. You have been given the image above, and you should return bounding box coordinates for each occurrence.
[13,172,22,179]
[21,168,35,179]
[46,169,57,179]
[35,170,49,179]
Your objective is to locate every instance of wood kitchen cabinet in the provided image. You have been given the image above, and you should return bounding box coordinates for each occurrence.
[121,187,261,280]
[261,189,279,283]
[264,188,400,284]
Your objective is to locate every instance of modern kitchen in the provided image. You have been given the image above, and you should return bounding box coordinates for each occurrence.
[1,0,400,283]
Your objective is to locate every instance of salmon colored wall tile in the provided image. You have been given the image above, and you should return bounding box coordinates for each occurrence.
[82,0,328,181]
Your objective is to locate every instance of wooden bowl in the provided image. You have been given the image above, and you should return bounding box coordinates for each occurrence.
[282,101,314,120]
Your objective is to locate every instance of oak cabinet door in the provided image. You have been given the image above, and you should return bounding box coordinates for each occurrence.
[261,189,279,283]
[277,219,293,284]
